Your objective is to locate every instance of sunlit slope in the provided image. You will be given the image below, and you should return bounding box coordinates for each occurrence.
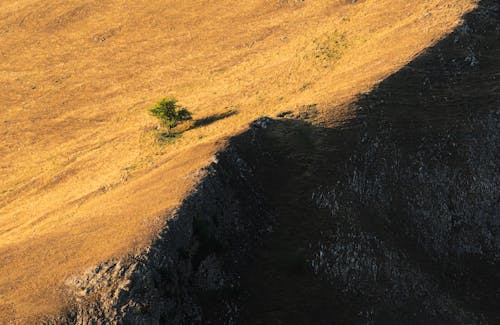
[0,0,476,322]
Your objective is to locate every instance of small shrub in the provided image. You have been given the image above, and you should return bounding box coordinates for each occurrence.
[135,303,149,315]
[313,31,347,65]
[149,98,192,131]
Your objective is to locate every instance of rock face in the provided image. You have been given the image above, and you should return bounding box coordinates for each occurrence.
[52,1,498,324]
[51,127,273,325]
[310,2,499,322]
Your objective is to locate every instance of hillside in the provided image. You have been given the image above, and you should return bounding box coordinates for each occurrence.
[0,0,488,323]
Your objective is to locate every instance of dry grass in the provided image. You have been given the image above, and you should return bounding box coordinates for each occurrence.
[0,0,477,322]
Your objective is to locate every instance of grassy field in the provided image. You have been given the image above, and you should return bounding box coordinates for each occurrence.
[0,0,476,322]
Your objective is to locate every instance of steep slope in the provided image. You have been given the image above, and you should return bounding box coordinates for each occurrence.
[52,1,499,321]
[0,0,481,322]
[48,1,499,323]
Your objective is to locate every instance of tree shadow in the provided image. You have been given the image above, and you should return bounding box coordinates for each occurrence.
[192,110,238,129]
[155,110,239,143]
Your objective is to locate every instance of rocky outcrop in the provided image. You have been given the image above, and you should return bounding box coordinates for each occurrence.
[309,1,499,323]
[51,126,273,325]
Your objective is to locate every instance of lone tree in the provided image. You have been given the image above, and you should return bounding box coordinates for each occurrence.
[149,98,192,132]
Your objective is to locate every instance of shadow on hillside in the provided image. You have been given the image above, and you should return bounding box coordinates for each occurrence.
[229,0,499,324]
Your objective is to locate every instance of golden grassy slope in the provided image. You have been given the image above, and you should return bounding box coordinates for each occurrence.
[0,0,476,322]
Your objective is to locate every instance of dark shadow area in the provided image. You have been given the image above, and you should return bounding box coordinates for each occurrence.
[227,1,499,324]
[192,110,238,129]
[347,0,499,315]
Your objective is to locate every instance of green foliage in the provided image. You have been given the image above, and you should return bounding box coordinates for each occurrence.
[149,98,192,130]
[135,303,149,315]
